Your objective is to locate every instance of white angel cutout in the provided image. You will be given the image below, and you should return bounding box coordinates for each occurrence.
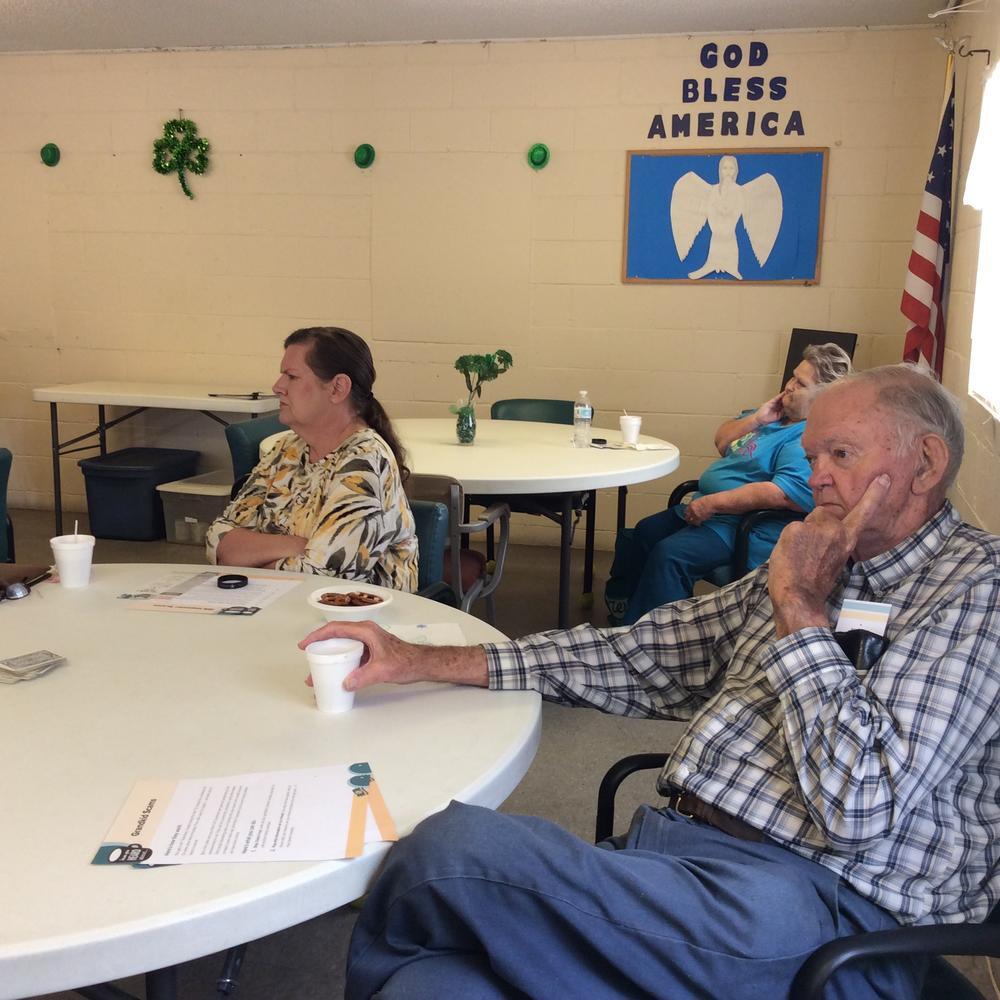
[670,155,783,280]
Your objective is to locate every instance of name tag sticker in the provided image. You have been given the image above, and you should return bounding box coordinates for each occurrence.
[835,599,892,637]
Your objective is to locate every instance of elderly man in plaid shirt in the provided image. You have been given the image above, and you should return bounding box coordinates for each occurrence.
[305,365,1000,1000]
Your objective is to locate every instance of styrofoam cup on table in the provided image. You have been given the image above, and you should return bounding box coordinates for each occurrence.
[49,534,96,588]
[304,638,365,713]
[620,415,642,446]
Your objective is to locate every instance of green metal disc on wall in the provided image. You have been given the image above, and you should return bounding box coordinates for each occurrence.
[40,143,61,167]
[354,143,376,169]
[527,143,550,170]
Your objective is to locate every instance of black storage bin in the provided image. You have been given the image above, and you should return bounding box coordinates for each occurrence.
[78,448,200,540]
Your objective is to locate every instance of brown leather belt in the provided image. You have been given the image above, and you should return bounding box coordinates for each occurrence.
[665,790,766,844]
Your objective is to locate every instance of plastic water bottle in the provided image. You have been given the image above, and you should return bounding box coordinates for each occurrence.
[573,390,593,448]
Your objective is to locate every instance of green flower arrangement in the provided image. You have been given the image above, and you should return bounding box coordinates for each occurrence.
[449,349,513,444]
[450,349,513,416]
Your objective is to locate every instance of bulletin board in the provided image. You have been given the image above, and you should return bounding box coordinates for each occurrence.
[622,147,828,285]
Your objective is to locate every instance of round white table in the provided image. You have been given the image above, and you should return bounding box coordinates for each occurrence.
[0,565,540,1000]
[395,418,680,627]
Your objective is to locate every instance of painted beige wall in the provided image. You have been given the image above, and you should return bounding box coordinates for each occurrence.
[0,29,947,548]
[943,8,1000,535]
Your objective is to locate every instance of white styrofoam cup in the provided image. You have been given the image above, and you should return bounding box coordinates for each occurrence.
[49,534,96,588]
[620,415,642,446]
[304,638,365,713]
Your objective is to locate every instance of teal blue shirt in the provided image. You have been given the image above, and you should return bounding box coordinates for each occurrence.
[692,414,813,567]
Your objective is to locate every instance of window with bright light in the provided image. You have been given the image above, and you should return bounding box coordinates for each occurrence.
[965,66,1000,419]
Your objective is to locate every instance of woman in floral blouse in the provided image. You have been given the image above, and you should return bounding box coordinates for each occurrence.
[206,327,418,591]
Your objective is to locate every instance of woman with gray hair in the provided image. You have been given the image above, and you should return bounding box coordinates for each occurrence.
[606,342,853,625]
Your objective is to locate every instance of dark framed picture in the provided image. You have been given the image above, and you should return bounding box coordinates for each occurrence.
[622,147,829,285]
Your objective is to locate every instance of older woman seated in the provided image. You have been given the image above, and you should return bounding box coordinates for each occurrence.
[206,327,417,591]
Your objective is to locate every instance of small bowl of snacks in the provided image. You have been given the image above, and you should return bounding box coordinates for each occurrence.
[307,583,394,622]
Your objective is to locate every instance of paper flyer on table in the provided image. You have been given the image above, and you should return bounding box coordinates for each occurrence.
[116,570,301,616]
[92,763,397,866]
[382,623,467,646]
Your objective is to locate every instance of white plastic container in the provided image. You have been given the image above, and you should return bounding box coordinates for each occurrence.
[156,470,233,545]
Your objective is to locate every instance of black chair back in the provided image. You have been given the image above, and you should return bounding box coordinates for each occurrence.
[781,329,858,386]
[491,398,574,425]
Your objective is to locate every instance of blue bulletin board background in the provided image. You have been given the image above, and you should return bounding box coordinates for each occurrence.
[623,148,828,284]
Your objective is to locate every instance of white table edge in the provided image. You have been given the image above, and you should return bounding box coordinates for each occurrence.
[0,564,541,999]
[0,700,540,998]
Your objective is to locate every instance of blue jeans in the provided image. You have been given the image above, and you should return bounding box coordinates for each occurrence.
[346,802,922,1000]
[606,506,733,624]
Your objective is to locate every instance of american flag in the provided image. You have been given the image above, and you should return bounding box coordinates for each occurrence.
[900,73,955,379]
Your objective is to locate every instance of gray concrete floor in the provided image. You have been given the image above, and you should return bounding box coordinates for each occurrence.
[9,507,996,999]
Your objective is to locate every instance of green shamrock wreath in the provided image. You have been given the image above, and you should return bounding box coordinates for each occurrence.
[152,118,210,200]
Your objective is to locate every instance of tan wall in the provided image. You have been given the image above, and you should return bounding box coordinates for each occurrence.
[944,9,1000,534]
[0,29,946,548]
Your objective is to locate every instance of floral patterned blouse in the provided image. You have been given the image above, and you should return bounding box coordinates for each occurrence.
[206,428,418,591]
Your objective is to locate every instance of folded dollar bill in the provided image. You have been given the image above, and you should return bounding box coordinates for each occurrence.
[0,649,66,683]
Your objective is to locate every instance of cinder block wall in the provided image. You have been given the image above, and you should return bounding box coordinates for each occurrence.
[0,28,953,548]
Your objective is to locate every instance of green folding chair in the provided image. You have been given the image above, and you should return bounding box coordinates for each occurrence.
[0,447,14,563]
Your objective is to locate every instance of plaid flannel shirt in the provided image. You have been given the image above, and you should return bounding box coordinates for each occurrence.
[484,502,1000,925]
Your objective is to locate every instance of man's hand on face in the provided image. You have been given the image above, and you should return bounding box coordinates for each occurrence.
[754,393,785,427]
[684,496,716,526]
[768,474,891,639]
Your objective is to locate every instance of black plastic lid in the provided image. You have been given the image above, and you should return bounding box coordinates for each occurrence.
[78,447,200,477]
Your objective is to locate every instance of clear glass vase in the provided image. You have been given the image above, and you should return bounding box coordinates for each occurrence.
[455,405,476,444]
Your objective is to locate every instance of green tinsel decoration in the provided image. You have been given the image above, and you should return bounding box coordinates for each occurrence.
[152,118,210,200]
